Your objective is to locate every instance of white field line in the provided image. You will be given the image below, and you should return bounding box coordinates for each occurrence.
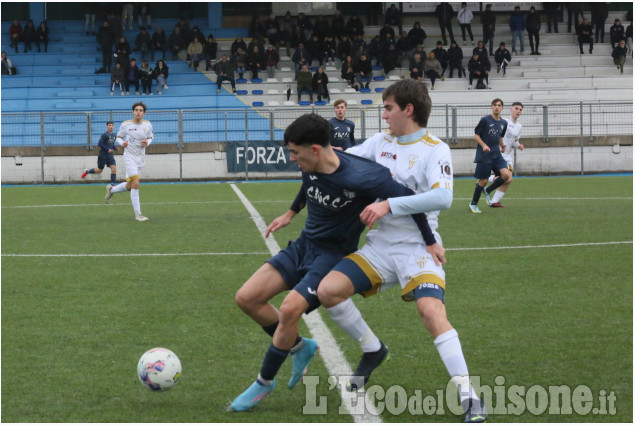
[229,183,382,423]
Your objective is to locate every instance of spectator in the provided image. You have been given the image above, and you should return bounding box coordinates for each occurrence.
[322,35,337,65]
[341,55,355,86]
[177,18,190,43]
[612,39,628,74]
[246,45,264,80]
[346,13,364,38]
[331,10,346,40]
[122,3,134,31]
[36,21,49,53]
[467,53,488,89]
[610,19,625,49]
[187,36,203,69]
[306,34,324,65]
[369,35,382,66]
[353,53,373,90]
[408,21,427,47]
[264,14,278,40]
[9,19,22,54]
[409,52,424,80]
[448,40,465,78]
[85,3,97,35]
[312,66,329,102]
[203,35,218,71]
[139,60,154,95]
[135,27,151,61]
[379,23,396,41]
[480,3,496,55]
[626,23,633,55]
[509,6,526,55]
[137,3,152,30]
[264,44,280,78]
[292,42,312,76]
[189,25,204,46]
[435,2,455,46]
[313,15,329,41]
[272,24,292,57]
[590,2,608,43]
[353,41,368,62]
[291,25,308,50]
[110,62,125,95]
[214,54,236,93]
[297,63,313,103]
[125,58,140,95]
[97,21,115,72]
[337,35,352,61]
[231,36,248,56]
[248,35,265,53]
[154,59,169,94]
[248,15,264,40]
[296,13,313,40]
[526,7,542,55]
[22,20,36,53]
[167,26,185,60]
[1,51,17,75]
[458,2,474,45]
[567,3,584,33]
[432,40,449,76]
[115,36,132,67]
[234,47,247,79]
[494,42,511,76]
[424,51,444,89]
[380,40,398,75]
[385,4,403,33]
[151,26,167,61]
[410,44,427,64]
[543,2,560,33]
[577,18,593,54]
[396,31,415,63]
[472,40,488,61]
[282,11,295,33]
[352,34,368,57]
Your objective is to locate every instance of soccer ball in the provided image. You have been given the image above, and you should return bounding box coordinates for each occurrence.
[137,347,182,391]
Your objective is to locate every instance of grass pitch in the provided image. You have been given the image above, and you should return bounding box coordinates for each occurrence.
[1,176,632,422]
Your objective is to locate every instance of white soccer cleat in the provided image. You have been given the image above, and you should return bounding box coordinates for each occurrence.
[105,185,113,204]
[135,214,149,222]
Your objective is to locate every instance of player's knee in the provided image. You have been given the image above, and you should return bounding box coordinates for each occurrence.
[235,287,255,313]
[417,299,446,328]
[95,168,103,174]
[278,299,304,324]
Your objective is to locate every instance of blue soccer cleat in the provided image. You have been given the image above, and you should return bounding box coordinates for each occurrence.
[468,204,482,214]
[230,379,276,412]
[483,188,491,205]
[288,338,319,389]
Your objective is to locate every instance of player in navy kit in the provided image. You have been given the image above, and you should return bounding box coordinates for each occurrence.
[328,99,356,149]
[469,98,509,213]
[231,113,441,412]
[81,121,118,184]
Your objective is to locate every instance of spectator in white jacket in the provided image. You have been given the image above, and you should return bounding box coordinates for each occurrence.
[458,2,474,45]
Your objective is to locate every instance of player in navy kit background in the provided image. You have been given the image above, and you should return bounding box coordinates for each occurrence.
[328,99,356,149]
[231,113,438,412]
[81,121,118,184]
[469,98,510,213]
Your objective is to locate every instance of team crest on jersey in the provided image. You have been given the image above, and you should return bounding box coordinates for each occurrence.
[342,189,356,199]
[408,154,419,169]
[416,257,427,269]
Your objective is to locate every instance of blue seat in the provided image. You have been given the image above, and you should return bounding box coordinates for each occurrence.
[252,90,264,95]
[375,87,385,92]
[252,101,264,107]
[361,99,373,105]
[360,87,371,93]
[314,100,327,106]
[373,76,386,81]
[299,101,311,106]
[236,78,248,83]
[236,90,249,95]
[251,78,263,83]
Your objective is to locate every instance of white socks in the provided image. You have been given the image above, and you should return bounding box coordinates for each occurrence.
[130,188,141,215]
[434,329,478,402]
[325,298,381,353]
[111,182,128,193]
[492,190,505,203]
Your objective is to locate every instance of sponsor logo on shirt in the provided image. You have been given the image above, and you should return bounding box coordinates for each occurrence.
[380,151,397,159]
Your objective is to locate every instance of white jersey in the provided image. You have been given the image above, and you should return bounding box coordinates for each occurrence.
[347,128,453,244]
[117,119,154,158]
[501,116,522,164]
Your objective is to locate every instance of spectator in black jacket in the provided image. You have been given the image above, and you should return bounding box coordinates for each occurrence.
[231,36,247,56]
[322,35,337,65]
[467,53,488,89]
[331,10,346,40]
[435,2,455,45]
[408,21,427,47]
[380,40,398,75]
[337,35,352,61]
[346,13,364,38]
[151,27,166,60]
[292,42,312,75]
[409,52,424,80]
[612,39,628,73]
[591,2,608,43]
[341,55,355,86]
[97,21,115,72]
[306,35,324,65]
[447,40,464,78]
[247,45,264,80]
[480,3,496,55]
[577,18,593,54]
[36,21,49,53]
[154,59,169,94]
[353,53,373,90]
[135,27,151,61]
[313,15,329,41]
[296,13,313,39]
[139,60,154,94]
[385,4,403,33]
[167,26,185,60]
[432,41,449,76]
[203,34,217,71]
[396,31,415,62]
[379,23,396,41]
[472,40,488,61]
[125,58,140,95]
[110,62,125,95]
[312,66,329,102]
[526,6,542,55]
[543,2,560,33]
[271,24,291,57]
[115,36,132,67]
[494,42,511,75]
[610,19,625,49]
[22,20,36,53]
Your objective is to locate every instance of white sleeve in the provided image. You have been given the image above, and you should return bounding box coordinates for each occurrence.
[145,123,154,146]
[116,122,127,145]
[346,133,379,160]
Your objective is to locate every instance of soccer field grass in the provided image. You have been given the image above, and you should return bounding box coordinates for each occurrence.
[1,176,632,422]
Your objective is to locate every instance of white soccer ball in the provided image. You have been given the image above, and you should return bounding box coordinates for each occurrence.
[137,347,182,391]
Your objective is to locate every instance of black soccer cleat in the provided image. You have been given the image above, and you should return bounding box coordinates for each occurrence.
[346,341,389,391]
[462,398,487,423]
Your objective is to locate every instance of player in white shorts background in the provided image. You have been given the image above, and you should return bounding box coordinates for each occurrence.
[105,102,153,221]
[488,101,524,207]
[317,79,487,423]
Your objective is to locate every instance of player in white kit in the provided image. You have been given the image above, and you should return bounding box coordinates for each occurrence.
[487,102,524,207]
[105,102,153,221]
[317,79,487,423]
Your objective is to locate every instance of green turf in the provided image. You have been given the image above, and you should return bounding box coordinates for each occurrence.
[2,176,632,422]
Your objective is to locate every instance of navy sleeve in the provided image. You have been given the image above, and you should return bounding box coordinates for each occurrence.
[474,117,486,136]
[350,122,356,146]
[97,133,109,151]
[290,181,307,213]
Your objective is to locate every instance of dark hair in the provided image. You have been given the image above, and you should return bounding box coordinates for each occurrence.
[284,114,330,147]
[106,121,114,125]
[382,79,432,127]
[132,102,147,112]
[491,98,504,106]
[511,101,524,108]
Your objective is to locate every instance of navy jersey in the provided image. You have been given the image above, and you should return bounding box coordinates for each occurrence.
[98,131,117,155]
[290,150,432,254]
[328,117,356,149]
[474,115,507,163]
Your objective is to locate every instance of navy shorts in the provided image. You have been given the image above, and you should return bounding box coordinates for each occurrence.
[97,153,116,169]
[267,232,346,313]
[474,156,508,180]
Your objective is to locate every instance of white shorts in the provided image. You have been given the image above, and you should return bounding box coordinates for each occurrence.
[123,153,145,181]
[343,231,446,301]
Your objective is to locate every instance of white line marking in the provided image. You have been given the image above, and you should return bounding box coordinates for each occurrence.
[229,183,382,423]
[447,241,633,251]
